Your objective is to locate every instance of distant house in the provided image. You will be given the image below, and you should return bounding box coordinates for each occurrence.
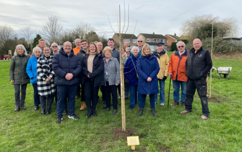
[223,37,242,45]
[112,33,137,47]
[137,32,167,51]
[165,33,180,48]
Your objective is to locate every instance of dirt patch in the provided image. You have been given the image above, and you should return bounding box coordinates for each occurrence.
[112,128,137,140]
[160,146,171,152]
[128,146,147,152]
[208,97,219,103]
[185,140,196,152]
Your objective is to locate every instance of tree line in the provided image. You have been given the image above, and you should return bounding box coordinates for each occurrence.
[0,15,107,57]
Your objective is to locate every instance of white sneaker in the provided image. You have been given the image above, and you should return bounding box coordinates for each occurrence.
[160,103,165,106]
[201,115,208,120]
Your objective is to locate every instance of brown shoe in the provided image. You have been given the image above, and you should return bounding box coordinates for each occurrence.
[80,101,86,111]
[180,110,191,115]
[201,115,208,120]
[171,101,179,106]
[181,102,185,107]
[15,106,20,112]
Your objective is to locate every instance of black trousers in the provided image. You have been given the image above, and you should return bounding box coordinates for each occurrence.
[76,85,80,97]
[84,79,99,110]
[81,84,85,101]
[185,78,210,117]
[103,82,118,109]
[100,86,105,101]
[40,95,54,113]
[14,84,27,106]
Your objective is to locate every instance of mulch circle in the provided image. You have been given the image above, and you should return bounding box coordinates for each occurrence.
[208,97,219,102]
[112,128,137,140]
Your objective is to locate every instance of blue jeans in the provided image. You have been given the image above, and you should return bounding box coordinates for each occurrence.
[173,80,187,103]
[129,85,138,107]
[32,83,40,106]
[139,94,155,109]
[155,79,165,104]
[57,85,78,117]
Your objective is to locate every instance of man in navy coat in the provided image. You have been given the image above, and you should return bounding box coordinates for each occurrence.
[52,41,82,123]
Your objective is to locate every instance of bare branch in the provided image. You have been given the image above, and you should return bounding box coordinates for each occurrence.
[124,4,130,34]
[107,15,117,33]
[130,20,138,39]
[20,27,32,44]
[121,0,126,34]
[40,15,63,43]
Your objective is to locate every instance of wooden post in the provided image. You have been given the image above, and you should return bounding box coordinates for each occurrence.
[119,5,126,131]
[209,22,213,98]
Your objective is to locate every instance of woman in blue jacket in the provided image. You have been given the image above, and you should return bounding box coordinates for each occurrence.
[137,44,160,116]
[124,46,140,110]
[26,47,42,111]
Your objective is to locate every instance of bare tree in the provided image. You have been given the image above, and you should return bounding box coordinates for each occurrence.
[0,25,15,47]
[40,15,63,43]
[74,22,95,39]
[181,15,238,41]
[216,18,238,37]
[20,26,32,44]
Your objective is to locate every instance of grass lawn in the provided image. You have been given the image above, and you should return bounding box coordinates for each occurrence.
[0,54,241,152]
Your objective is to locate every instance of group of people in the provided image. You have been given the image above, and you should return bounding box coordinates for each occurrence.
[9,36,212,123]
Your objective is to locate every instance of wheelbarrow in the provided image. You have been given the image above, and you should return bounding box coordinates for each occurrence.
[216,67,232,80]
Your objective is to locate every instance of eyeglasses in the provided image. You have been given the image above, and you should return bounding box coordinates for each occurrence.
[138,41,143,42]
[52,46,58,48]
[178,46,184,48]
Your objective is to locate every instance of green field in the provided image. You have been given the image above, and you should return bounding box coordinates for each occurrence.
[0,55,241,152]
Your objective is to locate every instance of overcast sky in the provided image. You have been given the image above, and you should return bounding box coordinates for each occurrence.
[0,0,241,40]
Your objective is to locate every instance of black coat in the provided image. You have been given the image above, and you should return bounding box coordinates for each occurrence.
[81,53,104,87]
[52,48,82,86]
[186,47,212,80]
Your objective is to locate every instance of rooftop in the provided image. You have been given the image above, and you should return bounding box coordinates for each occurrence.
[140,33,167,39]
[115,33,137,39]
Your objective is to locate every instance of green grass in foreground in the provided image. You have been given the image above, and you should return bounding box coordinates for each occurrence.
[0,55,242,152]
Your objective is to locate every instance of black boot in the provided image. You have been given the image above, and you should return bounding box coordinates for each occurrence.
[15,106,20,112]
[86,108,92,119]
[138,108,143,116]
[40,98,46,115]
[92,109,98,117]
[112,109,117,115]
[34,105,39,111]
[151,108,157,117]
[41,109,46,115]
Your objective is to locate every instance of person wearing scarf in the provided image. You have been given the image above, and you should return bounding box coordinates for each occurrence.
[81,43,104,118]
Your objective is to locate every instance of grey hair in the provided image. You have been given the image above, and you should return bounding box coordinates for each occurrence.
[51,42,58,47]
[32,47,42,55]
[126,47,131,51]
[97,42,103,45]
[137,36,144,41]
[14,44,28,56]
[176,41,186,47]
[131,46,139,53]
[74,38,81,43]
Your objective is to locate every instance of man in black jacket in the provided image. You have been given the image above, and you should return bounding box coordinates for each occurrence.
[180,38,212,120]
